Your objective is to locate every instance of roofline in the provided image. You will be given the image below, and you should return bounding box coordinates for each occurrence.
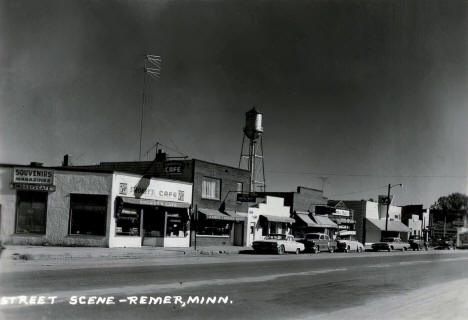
[0,163,115,174]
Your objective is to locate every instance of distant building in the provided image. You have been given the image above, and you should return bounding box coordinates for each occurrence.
[429,209,467,242]
[335,200,410,245]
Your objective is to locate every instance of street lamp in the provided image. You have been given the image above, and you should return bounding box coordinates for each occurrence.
[384,183,403,235]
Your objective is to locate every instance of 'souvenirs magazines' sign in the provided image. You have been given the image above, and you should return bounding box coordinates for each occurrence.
[13,167,54,185]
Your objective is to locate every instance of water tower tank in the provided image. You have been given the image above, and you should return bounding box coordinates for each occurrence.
[244,107,263,140]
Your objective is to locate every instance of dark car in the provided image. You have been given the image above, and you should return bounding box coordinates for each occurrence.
[409,235,425,251]
[298,233,337,253]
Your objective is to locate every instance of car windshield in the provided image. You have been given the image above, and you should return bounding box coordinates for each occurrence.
[265,234,286,240]
[305,234,320,239]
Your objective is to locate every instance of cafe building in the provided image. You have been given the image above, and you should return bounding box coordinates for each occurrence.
[72,151,250,247]
[0,163,192,248]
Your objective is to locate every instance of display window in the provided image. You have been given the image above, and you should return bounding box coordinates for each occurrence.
[115,206,141,236]
[69,194,107,236]
[197,219,232,237]
[15,191,48,234]
[143,207,188,238]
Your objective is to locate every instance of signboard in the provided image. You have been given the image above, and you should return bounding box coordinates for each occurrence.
[164,161,185,175]
[237,193,257,202]
[115,173,192,204]
[333,209,350,217]
[11,183,56,192]
[13,167,54,185]
[378,195,393,205]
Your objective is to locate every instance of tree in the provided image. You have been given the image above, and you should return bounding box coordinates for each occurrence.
[430,192,468,211]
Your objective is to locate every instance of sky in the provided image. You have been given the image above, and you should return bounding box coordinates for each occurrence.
[0,0,467,208]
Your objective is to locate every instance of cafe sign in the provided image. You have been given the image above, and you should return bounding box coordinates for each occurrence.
[13,167,54,185]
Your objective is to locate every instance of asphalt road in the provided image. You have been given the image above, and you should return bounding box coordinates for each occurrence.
[1,251,468,320]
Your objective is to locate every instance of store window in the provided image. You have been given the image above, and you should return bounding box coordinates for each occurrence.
[201,177,221,200]
[115,206,140,236]
[69,194,107,236]
[166,212,187,237]
[197,219,231,236]
[16,191,47,234]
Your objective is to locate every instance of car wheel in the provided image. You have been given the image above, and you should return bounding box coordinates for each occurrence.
[313,245,320,254]
[295,248,300,255]
[388,247,392,252]
[402,247,407,251]
[328,246,334,253]
[277,245,285,255]
[357,246,363,253]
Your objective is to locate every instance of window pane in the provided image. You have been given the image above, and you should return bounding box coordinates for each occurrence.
[197,219,231,236]
[16,191,47,234]
[69,194,107,236]
[115,206,140,236]
[201,177,220,200]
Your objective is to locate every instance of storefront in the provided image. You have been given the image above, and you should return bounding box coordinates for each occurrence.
[192,208,245,246]
[293,212,339,238]
[0,164,113,247]
[0,165,192,248]
[364,218,410,243]
[245,196,294,246]
[109,173,193,248]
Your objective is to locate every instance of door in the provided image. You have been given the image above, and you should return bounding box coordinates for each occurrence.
[233,222,244,246]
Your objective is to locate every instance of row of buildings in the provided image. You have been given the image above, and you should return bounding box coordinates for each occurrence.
[0,151,436,248]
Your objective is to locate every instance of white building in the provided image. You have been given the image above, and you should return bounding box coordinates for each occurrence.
[242,196,294,247]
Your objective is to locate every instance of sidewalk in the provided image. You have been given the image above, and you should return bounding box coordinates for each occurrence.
[0,245,248,261]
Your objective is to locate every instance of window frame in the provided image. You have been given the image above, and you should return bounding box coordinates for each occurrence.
[15,190,48,235]
[201,176,221,200]
[68,193,108,237]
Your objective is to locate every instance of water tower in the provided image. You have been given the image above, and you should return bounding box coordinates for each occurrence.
[239,108,266,192]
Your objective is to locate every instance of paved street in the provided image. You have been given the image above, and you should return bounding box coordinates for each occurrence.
[1,251,468,319]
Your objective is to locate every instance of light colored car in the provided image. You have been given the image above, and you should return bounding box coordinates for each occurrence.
[336,235,364,253]
[372,237,410,252]
[252,234,305,255]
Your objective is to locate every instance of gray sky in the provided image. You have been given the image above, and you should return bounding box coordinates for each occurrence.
[1,0,467,207]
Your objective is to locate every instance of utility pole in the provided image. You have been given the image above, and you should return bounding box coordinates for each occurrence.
[384,183,403,238]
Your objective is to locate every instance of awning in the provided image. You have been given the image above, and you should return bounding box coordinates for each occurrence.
[366,218,410,232]
[118,196,190,208]
[198,208,239,221]
[260,214,295,224]
[313,215,339,229]
[296,213,321,227]
[225,210,247,222]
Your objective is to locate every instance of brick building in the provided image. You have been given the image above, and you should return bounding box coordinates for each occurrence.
[73,151,250,247]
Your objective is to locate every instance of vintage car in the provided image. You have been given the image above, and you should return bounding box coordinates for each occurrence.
[252,234,305,255]
[372,237,411,252]
[336,234,364,253]
[408,235,425,251]
[298,233,337,253]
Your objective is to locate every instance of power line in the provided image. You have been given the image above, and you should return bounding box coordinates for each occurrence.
[266,170,467,179]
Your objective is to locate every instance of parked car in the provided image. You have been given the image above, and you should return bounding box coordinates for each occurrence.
[372,238,411,252]
[408,235,425,251]
[298,233,337,253]
[252,234,305,255]
[433,238,454,250]
[336,235,364,253]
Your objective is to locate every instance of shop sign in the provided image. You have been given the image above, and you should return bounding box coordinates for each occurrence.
[164,161,185,174]
[10,183,56,192]
[13,167,54,185]
[116,174,192,204]
[237,193,257,202]
[333,209,350,217]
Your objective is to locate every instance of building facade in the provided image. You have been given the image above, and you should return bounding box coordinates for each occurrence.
[0,164,192,248]
[73,152,251,247]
